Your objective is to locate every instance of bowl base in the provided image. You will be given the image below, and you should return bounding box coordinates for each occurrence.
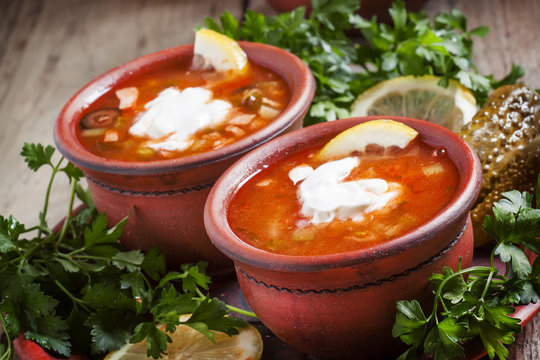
[209,248,540,360]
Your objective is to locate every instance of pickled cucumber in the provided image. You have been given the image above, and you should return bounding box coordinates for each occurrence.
[459,84,540,246]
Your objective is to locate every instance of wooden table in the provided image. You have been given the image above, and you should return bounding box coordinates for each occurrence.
[0,0,538,358]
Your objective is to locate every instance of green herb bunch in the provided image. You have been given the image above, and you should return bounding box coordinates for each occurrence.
[0,144,250,360]
[204,0,361,124]
[204,0,523,124]
[351,0,524,106]
[393,178,540,360]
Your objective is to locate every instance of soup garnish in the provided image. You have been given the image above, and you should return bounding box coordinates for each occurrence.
[315,119,419,161]
[228,120,460,256]
[77,29,289,161]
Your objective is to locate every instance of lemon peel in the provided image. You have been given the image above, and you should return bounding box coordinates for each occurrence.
[351,76,477,132]
[315,119,418,161]
[105,316,262,360]
[194,29,248,74]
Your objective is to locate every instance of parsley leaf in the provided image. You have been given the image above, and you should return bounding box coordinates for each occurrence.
[60,162,84,182]
[203,0,522,125]
[431,267,468,304]
[25,314,71,357]
[469,305,520,360]
[424,318,466,360]
[392,300,427,347]
[394,177,540,360]
[111,250,145,272]
[494,244,531,279]
[180,262,211,293]
[204,1,359,124]
[130,322,170,359]
[86,309,142,354]
[83,213,126,250]
[82,283,133,311]
[186,297,247,340]
[0,215,23,253]
[21,143,55,171]
[151,288,198,325]
[0,144,253,359]
[142,247,167,281]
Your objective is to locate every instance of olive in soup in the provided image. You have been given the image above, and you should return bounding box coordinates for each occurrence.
[77,59,289,161]
[228,136,460,256]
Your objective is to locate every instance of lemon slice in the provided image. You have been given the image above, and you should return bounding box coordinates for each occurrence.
[315,119,418,161]
[105,318,262,360]
[350,76,477,132]
[194,29,248,74]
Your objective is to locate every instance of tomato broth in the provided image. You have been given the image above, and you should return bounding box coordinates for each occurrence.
[228,138,460,256]
[77,59,289,161]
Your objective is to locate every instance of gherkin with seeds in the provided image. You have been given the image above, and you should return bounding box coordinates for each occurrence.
[459,84,540,246]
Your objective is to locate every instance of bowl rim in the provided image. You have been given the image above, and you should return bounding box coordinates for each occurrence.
[54,41,315,175]
[204,116,482,272]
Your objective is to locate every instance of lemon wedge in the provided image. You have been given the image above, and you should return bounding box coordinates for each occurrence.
[104,318,263,360]
[350,76,477,132]
[194,29,248,74]
[315,119,418,161]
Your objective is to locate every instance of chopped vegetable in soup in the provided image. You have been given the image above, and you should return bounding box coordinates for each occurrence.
[228,138,460,256]
[77,59,289,161]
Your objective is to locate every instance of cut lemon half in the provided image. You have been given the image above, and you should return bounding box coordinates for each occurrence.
[315,119,418,161]
[105,318,262,360]
[194,29,248,74]
[350,76,477,132]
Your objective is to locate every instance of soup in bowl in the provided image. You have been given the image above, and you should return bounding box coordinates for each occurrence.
[54,39,315,275]
[204,116,482,358]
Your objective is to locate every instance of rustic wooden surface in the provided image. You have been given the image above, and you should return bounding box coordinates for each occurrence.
[0,0,538,358]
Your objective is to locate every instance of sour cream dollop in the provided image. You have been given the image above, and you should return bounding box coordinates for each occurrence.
[289,157,400,224]
[129,87,231,151]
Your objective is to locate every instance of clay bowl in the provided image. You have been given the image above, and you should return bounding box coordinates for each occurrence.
[204,116,482,359]
[54,42,315,275]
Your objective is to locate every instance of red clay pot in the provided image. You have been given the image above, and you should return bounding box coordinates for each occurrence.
[54,42,315,275]
[205,116,482,359]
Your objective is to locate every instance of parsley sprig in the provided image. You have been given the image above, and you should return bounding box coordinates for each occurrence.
[204,0,361,124]
[350,1,524,106]
[0,144,253,360]
[204,0,523,124]
[393,179,540,360]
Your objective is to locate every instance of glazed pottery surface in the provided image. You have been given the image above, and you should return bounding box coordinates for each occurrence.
[205,116,482,359]
[54,42,315,275]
